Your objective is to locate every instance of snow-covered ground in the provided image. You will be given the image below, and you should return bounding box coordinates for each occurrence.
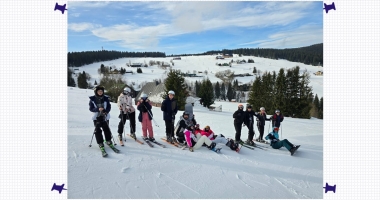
[70,55,323,98]
[68,86,323,199]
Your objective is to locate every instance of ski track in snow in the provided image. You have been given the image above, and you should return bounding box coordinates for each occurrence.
[274,177,310,198]
[115,181,131,199]
[72,151,78,163]
[160,172,200,196]
[236,174,253,189]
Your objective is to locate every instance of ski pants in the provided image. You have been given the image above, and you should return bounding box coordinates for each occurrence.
[117,112,136,135]
[141,112,154,138]
[247,125,255,141]
[212,135,229,148]
[165,120,174,138]
[257,125,265,140]
[193,133,213,150]
[93,120,112,144]
[271,139,294,151]
[234,123,243,141]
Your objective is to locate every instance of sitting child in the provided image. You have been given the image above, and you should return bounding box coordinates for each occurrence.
[264,127,300,156]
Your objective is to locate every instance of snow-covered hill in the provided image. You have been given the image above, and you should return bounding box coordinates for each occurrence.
[68,87,323,199]
[70,55,323,98]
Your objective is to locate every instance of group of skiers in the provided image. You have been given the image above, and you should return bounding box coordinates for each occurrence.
[89,85,300,155]
[233,104,300,155]
[89,85,155,151]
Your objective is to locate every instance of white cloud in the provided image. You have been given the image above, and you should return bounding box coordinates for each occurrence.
[68,23,102,32]
[241,24,323,48]
[68,1,111,9]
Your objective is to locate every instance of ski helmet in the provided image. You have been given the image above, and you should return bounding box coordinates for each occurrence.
[94,85,105,95]
[168,90,175,95]
[275,109,280,113]
[247,105,252,109]
[260,107,265,111]
[123,87,131,95]
[238,104,244,109]
[141,93,148,99]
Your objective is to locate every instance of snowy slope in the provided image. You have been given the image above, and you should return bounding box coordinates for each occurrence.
[70,55,323,98]
[68,87,323,199]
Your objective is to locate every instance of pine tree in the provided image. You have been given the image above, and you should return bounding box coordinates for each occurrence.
[261,72,274,113]
[220,82,226,100]
[253,67,257,74]
[195,81,201,97]
[199,78,214,108]
[247,76,263,111]
[214,81,221,99]
[77,71,89,89]
[318,97,323,119]
[94,80,98,86]
[298,71,312,118]
[226,82,234,101]
[311,94,320,118]
[273,68,287,115]
[162,69,189,110]
[68,68,76,87]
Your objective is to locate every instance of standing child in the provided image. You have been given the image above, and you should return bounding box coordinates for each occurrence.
[137,93,155,142]
[244,105,257,145]
[256,107,271,142]
[271,109,284,128]
[117,87,136,143]
[161,90,178,143]
[89,86,117,153]
[233,104,246,143]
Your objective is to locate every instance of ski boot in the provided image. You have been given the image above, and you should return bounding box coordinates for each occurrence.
[207,142,216,150]
[118,135,124,146]
[130,132,136,140]
[149,137,156,142]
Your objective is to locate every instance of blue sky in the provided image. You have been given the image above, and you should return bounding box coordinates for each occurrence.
[68,1,323,55]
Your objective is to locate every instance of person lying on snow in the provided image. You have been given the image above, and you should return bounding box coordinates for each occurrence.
[184,125,240,152]
[264,127,300,156]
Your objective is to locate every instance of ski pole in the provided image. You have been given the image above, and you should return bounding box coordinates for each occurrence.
[89,127,96,147]
[142,102,159,127]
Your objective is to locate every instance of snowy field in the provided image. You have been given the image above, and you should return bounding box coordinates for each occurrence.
[70,54,323,98]
[68,86,323,199]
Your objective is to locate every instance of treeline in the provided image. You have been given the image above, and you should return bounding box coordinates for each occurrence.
[171,43,323,66]
[68,50,166,67]
[247,66,323,119]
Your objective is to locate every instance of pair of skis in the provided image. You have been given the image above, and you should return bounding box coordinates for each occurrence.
[127,134,166,148]
[99,144,120,157]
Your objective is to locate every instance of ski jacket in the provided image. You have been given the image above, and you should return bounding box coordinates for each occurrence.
[256,113,270,126]
[244,110,257,127]
[117,93,135,114]
[136,100,153,122]
[89,95,111,121]
[271,113,284,127]
[174,116,196,139]
[200,129,215,140]
[194,129,202,135]
[184,129,198,147]
[265,127,280,146]
[161,97,178,121]
[233,109,245,124]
